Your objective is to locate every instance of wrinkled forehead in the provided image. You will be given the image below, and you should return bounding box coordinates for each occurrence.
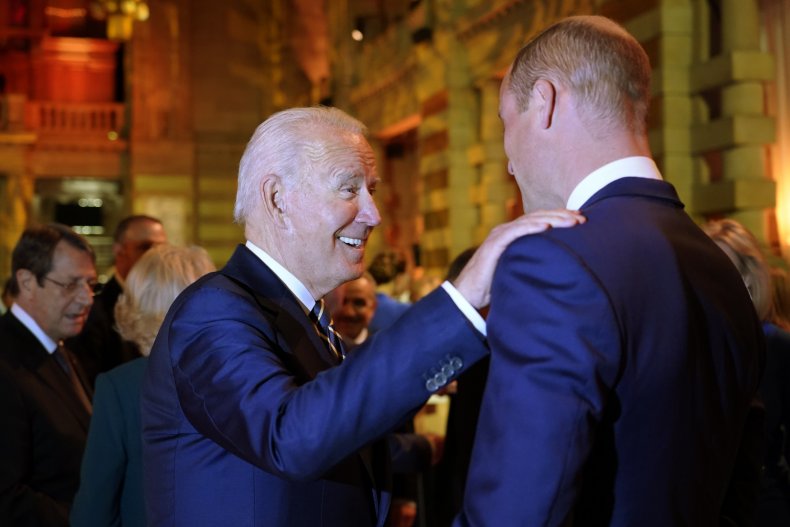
[313,131,377,182]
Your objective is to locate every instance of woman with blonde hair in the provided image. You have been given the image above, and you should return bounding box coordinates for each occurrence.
[71,244,215,527]
[704,219,790,527]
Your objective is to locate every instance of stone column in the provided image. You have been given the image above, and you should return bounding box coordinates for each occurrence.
[718,0,776,241]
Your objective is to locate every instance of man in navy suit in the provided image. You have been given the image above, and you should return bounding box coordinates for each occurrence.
[141,106,583,526]
[455,16,765,526]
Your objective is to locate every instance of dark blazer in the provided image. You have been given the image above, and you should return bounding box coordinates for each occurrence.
[756,322,790,526]
[71,357,148,527]
[0,311,91,526]
[142,244,486,527]
[68,275,140,387]
[457,178,765,526]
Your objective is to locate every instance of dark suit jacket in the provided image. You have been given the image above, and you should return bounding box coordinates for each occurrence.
[0,312,92,526]
[457,178,765,526]
[756,322,790,526]
[67,275,140,387]
[142,244,486,526]
[71,357,147,527]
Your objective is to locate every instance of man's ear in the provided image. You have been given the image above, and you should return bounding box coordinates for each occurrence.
[260,174,288,226]
[15,269,35,295]
[533,79,557,129]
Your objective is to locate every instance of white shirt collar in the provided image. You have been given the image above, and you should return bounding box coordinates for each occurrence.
[11,303,58,354]
[566,156,662,210]
[245,241,317,312]
[351,327,369,345]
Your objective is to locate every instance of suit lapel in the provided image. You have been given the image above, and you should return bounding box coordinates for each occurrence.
[3,314,91,430]
[220,245,381,512]
[35,353,91,430]
[222,245,340,374]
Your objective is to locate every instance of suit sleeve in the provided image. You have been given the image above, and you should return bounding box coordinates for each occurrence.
[169,286,487,481]
[70,373,125,527]
[457,235,622,527]
[0,364,70,527]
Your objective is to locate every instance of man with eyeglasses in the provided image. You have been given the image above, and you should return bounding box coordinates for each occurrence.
[0,223,97,526]
[68,214,167,387]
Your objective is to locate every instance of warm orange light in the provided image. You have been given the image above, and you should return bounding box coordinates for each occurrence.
[778,171,790,258]
[90,0,149,40]
[44,7,88,18]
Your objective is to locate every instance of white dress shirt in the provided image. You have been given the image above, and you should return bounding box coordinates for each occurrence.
[245,241,486,335]
[566,156,663,211]
[11,303,58,354]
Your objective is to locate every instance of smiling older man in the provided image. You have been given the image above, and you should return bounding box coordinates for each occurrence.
[0,223,98,526]
[141,106,584,527]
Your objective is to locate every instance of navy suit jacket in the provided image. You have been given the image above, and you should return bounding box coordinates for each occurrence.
[0,312,91,526]
[71,357,147,527]
[457,178,765,526]
[142,244,486,526]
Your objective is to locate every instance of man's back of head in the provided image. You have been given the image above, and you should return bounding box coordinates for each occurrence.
[508,15,651,137]
[500,15,653,211]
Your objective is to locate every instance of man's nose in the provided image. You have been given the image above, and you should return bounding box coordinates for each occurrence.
[74,283,95,304]
[357,191,381,227]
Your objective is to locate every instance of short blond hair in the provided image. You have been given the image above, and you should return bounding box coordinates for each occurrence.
[507,16,651,136]
[115,244,215,356]
[703,219,773,322]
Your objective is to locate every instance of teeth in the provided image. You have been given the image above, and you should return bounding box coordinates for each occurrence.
[338,236,363,247]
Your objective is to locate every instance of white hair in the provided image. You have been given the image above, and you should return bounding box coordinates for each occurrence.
[233,107,369,225]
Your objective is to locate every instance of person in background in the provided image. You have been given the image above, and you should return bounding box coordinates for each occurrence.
[457,16,765,526]
[141,105,584,527]
[329,272,440,527]
[1,276,14,313]
[331,271,379,351]
[368,251,411,333]
[0,224,97,526]
[68,214,167,387]
[770,267,790,325]
[432,247,484,526]
[704,218,790,527]
[71,244,215,527]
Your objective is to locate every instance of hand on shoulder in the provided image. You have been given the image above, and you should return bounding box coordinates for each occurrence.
[452,209,585,308]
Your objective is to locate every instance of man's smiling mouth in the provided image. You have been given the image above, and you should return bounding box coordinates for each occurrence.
[338,236,364,248]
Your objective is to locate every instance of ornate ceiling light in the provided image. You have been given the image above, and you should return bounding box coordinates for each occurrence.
[90,0,150,41]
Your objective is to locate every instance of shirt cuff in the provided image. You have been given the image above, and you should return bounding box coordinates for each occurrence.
[440,281,487,337]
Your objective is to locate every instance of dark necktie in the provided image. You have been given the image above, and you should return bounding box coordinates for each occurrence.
[53,343,93,414]
[310,299,345,360]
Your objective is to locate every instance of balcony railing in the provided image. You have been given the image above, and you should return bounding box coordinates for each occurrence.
[26,101,125,137]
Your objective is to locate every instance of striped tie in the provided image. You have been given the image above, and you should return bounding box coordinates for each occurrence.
[310,299,345,360]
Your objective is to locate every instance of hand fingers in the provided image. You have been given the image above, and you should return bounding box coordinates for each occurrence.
[519,209,586,226]
[489,209,585,240]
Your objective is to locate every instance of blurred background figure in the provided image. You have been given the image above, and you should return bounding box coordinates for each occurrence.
[704,219,790,527]
[328,272,440,527]
[0,224,97,526]
[432,246,485,526]
[68,214,167,388]
[1,276,14,313]
[771,267,790,324]
[331,271,378,350]
[367,250,411,333]
[71,244,214,527]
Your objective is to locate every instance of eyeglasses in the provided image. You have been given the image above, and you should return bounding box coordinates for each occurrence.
[43,276,103,297]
